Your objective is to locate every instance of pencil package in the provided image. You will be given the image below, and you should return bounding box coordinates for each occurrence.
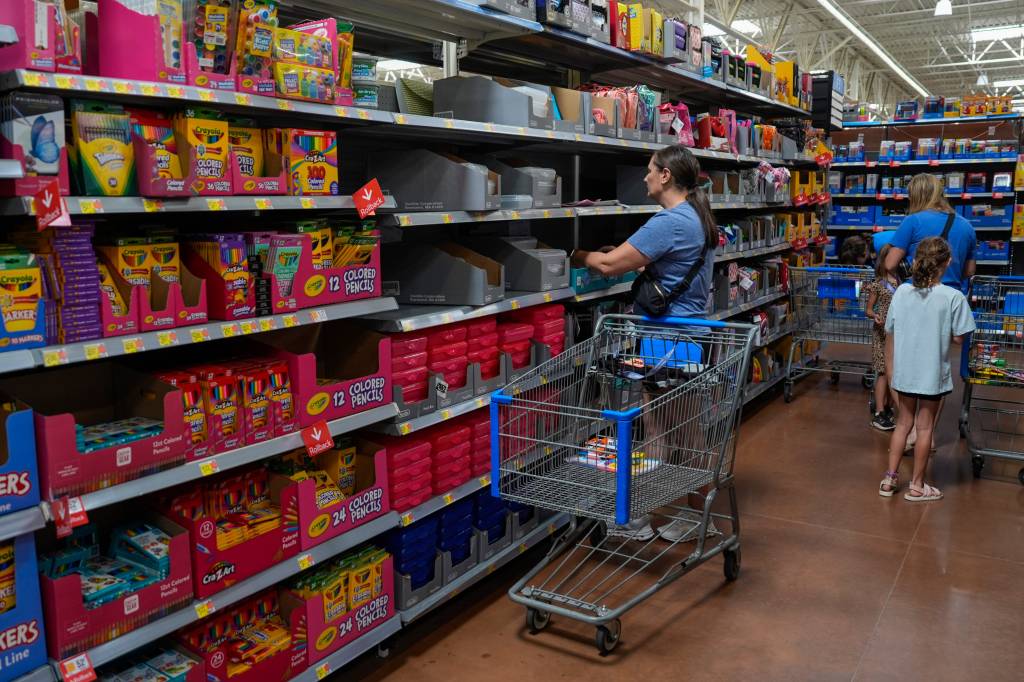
[296,219,333,270]
[69,101,136,196]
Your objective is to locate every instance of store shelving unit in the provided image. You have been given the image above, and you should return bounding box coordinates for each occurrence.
[842,113,1020,128]
[832,157,1016,168]
[0,3,829,679]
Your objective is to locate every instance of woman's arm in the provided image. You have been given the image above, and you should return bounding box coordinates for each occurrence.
[571,242,651,277]
[866,289,878,322]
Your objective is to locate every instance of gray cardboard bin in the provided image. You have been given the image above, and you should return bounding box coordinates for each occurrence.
[616,165,658,205]
[370,149,500,212]
[434,76,555,130]
[382,243,505,306]
[484,159,562,208]
[465,237,569,292]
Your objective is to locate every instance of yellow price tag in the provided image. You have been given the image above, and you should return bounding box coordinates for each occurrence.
[564,209,573,217]
[254,197,273,210]
[239,321,257,335]
[443,493,454,505]
[234,92,253,106]
[42,349,68,367]
[259,318,275,332]
[78,199,103,214]
[597,136,606,144]
[299,197,316,209]
[54,75,77,89]
[542,210,551,219]
[546,130,555,139]
[142,198,164,213]
[198,459,220,476]
[23,72,45,87]
[399,423,412,435]
[517,127,527,135]
[488,563,497,574]
[194,600,215,619]
[122,337,144,354]
[83,343,107,361]
[394,114,407,124]
[399,215,412,227]
[442,214,454,224]
[276,99,293,110]
[440,410,450,420]
[157,330,178,347]
[190,327,210,343]
[543,293,552,303]
[445,119,456,129]
[510,300,521,310]
[206,198,226,211]
[197,89,216,102]
[484,123,496,132]
[166,85,184,98]
[400,513,413,526]
[510,211,521,220]
[85,78,104,92]
[315,663,331,680]
[478,475,491,487]
[548,523,557,535]
[334,106,349,117]
[113,81,135,94]
[575,133,583,142]
[282,314,299,328]
[475,398,486,408]
[310,309,328,323]
[221,323,239,338]
[358,109,370,120]
[297,553,315,570]
[519,543,528,554]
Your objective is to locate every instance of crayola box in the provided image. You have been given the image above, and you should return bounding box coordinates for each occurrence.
[98,238,151,288]
[0,534,46,680]
[69,101,136,196]
[270,128,338,196]
[0,251,46,351]
[173,109,232,195]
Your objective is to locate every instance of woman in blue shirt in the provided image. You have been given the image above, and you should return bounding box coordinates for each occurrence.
[570,145,718,542]
[569,144,718,317]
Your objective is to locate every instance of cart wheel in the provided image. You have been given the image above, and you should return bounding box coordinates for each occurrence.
[724,547,741,581]
[1018,468,1024,486]
[972,457,984,479]
[526,608,551,634]
[595,620,621,656]
[783,382,793,403]
[830,371,840,385]
[862,372,875,389]
[377,643,391,659]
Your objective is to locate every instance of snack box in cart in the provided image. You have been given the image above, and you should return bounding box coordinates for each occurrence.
[255,321,392,427]
[0,533,47,680]
[0,363,186,500]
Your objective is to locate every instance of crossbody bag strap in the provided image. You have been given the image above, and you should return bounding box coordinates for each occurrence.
[664,247,709,303]
[941,211,955,240]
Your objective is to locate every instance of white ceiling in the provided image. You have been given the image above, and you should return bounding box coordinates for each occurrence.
[651,0,1024,110]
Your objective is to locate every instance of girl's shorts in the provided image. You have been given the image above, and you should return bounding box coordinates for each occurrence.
[897,390,952,402]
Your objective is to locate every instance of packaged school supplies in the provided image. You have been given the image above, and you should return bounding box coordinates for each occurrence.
[228,124,264,177]
[75,417,165,454]
[173,109,231,193]
[575,435,661,474]
[158,370,208,459]
[0,541,14,615]
[196,364,242,453]
[129,109,185,190]
[332,224,379,267]
[69,101,136,196]
[0,92,66,182]
[149,235,181,283]
[99,238,152,288]
[270,128,338,195]
[234,0,278,93]
[0,250,46,349]
[184,0,238,75]
[183,233,253,319]
[296,220,333,270]
[265,234,304,297]
[272,25,336,103]
[98,262,129,317]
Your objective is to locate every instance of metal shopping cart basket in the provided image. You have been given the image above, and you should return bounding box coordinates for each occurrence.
[960,275,1024,484]
[490,314,755,654]
[784,265,877,409]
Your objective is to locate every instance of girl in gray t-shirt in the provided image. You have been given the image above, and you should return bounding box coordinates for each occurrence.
[879,237,976,502]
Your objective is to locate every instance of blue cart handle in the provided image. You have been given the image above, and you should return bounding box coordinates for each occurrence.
[639,315,732,328]
[797,266,873,274]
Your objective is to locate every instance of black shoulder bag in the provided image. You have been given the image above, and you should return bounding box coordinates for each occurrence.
[631,248,708,317]
[898,212,955,281]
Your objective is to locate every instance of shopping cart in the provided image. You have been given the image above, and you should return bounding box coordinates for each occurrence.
[960,275,1024,484]
[783,265,877,409]
[490,314,755,654]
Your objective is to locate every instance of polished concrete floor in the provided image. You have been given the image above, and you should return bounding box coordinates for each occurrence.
[346,373,1024,682]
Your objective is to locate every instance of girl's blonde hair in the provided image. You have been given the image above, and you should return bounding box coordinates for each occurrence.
[907,173,954,215]
[911,236,951,288]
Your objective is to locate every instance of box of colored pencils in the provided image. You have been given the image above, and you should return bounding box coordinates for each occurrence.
[270,128,338,196]
[172,109,233,195]
[98,260,141,338]
[229,125,286,195]
[129,108,192,198]
[182,234,255,320]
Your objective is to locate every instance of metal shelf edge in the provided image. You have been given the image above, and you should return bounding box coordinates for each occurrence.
[0,506,46,542]
[286,616,403,682]
[397,475,493,528]
[363,289,577,332]
[706,290,787,321]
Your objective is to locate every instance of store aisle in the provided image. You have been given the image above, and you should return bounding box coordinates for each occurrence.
[346,375,1024,682]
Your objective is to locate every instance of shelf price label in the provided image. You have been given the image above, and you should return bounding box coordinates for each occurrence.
[54,75,79,89]
[43,348,69,367]
[239,320,257,335]
[83,342,107,361]
[543,293,553,303]
[297,553,315,570]
[478,474,491,487]
[198,459,220,477]
[442,493,454,505]
[221,323,239,338]
[394,114,407,125]
[334,106,349,117]
[400,512,414,526]
[282,314,299,328]
[60,652,97,682]
[399,423,412,435]
[300,197,317,209]
[316,662,332,680]
[194,599,216,619]
[276,99,293,110]
[142,198,164,213]
[259,318,276,332]
[206,198,227,211]
[157,330,178,347]
[190,327,211,343]
[78,198,103,214]
[166,85,185,98]
[122,337,145,354]
[510,300,521,310]
[235,93,253,106]
[310,309,328,323]
[254,197,274,210]
[358,109,371,120]
[84,78,106,92]
[197,89,216,102]
[113,81,135,94]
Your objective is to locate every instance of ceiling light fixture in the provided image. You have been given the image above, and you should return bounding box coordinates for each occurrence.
[730,19,762,36]
[815,0,930,97]
[977,72,989,86]
[934,0,952,16]
[994,78,1024,88]
[971,24,1024,43]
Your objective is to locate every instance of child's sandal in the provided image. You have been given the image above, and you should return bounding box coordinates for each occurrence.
[878,472,899,497]
[904,483,942,502]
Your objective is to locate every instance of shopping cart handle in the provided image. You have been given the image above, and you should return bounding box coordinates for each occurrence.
[639,315,732,328]
[993,276,1024,282]
[797,266,872,273]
